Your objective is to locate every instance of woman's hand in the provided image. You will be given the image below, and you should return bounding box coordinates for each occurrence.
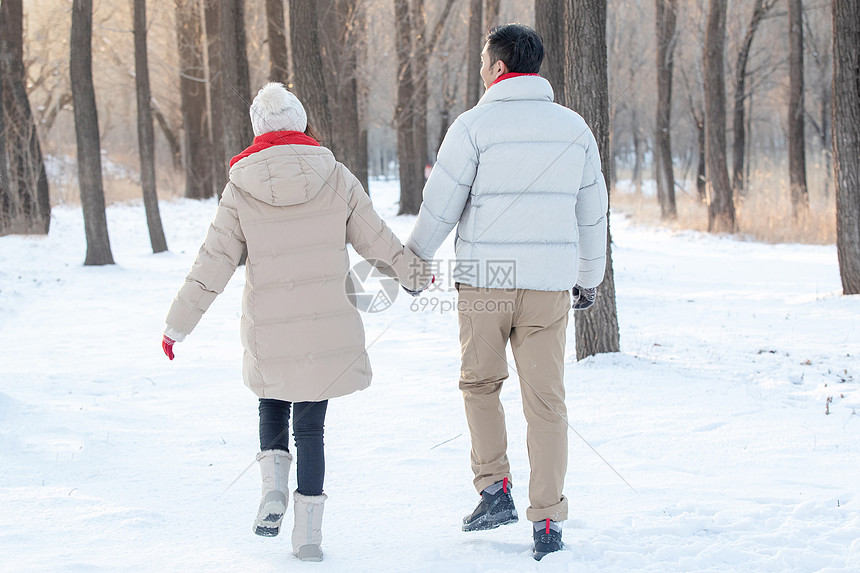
[162,335,176,360]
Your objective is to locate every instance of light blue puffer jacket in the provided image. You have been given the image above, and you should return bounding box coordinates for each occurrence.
[406,75,608,291]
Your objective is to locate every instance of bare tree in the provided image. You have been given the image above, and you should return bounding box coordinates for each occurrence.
[70,0,114,265]
[832,0,860,294]
[176,0,213,199]
[265,0,289,83]
[535,0,566,104]
[485,0,500,29]
[704,0,736,233]
[393,0,422,214]
[411,0,456,191]
[318,0,367,190]
[804,8,832,200]
[678,11,707,203]
[290,0,334,151]
[788,0,809,218]
[0,0,51,236]
[732,0,775,197]
[0,64,7,223]
[466,0,483,109]
[133,0,167,253]
[152,102,183,170]
[220,0,254,160]
[355,3,370,193]
[203,0,228,196]
[655,0,677,219]
[565,0,621,359]
[392,0,456,215]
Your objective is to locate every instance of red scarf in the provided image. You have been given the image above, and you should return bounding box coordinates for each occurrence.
[491,72,540,87]
[230,131,320,168]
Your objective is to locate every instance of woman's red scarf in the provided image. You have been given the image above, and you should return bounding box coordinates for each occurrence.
[230,131,320,168]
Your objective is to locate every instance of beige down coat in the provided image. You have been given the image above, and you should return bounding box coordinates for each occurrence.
[165,142,427,402]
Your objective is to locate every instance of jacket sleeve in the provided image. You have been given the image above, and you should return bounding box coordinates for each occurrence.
[405,118,477,261]
[575,129,609,289]
[164,182,247,340]
[344,166,431,291]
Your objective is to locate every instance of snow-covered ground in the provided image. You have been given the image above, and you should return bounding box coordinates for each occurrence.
[1,180,858,572]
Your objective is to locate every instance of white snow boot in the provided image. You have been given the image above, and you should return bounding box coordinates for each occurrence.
[253,449,292,537]
[291,491,327,561]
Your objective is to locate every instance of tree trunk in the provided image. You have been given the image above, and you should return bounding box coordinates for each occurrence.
[655,0,677,219]
[632,110,643,194]
[0,59,8,227]
[176,0,213,199]
[203,0,227,197]
[732,0,770,197]
[565,0,621,359]
[411,0,456,193]
[70,0,114,265]
[133,0,167,253]
[265,0,289,83]
[355,2,369,193]
[317,0,363,187]
[788,0,809,218]
[220,0,253,161]
[821,92,832,200]
[289,0,334,150]
[0,0,51,236]
[412,0,430,184]
[393,0,422,215]
[466,0,484,109]
[832,0,860,294]
[151,101,183,170]
[704,0,736,233]
[535,0,566,104]
[696,112,706,201]
[485,0,500,29]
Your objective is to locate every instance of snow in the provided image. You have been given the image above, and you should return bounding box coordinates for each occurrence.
[1,179,858,572]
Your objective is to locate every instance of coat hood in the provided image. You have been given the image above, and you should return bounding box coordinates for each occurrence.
[228,140,337,207]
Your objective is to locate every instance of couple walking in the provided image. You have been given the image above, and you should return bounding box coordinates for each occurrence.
[162,24,607,562]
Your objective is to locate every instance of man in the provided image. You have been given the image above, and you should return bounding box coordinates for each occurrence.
[406,24,608,560]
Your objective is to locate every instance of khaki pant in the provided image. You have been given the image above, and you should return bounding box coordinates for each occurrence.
[457,284,571,522]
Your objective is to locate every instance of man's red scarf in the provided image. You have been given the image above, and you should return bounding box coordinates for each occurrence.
[230,131,320,168]
[491,72,540,87]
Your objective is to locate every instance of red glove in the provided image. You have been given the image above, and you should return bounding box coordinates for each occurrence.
[162,335,176,360]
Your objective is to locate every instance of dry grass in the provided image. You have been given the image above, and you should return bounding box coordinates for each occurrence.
[50,152,186,207]
[613,158,836,245]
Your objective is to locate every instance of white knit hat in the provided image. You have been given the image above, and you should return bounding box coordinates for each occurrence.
[249,82,308,137]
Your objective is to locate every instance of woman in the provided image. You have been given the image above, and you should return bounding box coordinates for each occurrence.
[161,83,429,561]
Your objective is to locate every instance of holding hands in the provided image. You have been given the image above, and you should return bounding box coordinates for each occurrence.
[402,274,435,297]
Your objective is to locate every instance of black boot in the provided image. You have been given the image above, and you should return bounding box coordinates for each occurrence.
[533,519,563,561]
[462,478,518,532]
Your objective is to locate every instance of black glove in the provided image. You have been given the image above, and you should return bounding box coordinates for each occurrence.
[401,285,423,297]
[572,285,597,310]
[402,274,436,297]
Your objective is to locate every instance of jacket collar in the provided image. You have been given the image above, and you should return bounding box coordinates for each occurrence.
[491,72,540,86]
[477,74,554,107]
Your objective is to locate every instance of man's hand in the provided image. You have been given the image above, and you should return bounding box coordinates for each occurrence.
[572,285,597,310]
[162,335,176,360]
[402,275,435,297]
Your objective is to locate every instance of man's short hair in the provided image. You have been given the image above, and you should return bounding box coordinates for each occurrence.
[486,24,544,74]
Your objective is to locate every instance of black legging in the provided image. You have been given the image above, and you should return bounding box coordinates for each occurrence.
[258,398,328,496]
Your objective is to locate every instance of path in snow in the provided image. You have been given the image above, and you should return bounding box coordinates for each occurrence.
[0,180,858,572]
